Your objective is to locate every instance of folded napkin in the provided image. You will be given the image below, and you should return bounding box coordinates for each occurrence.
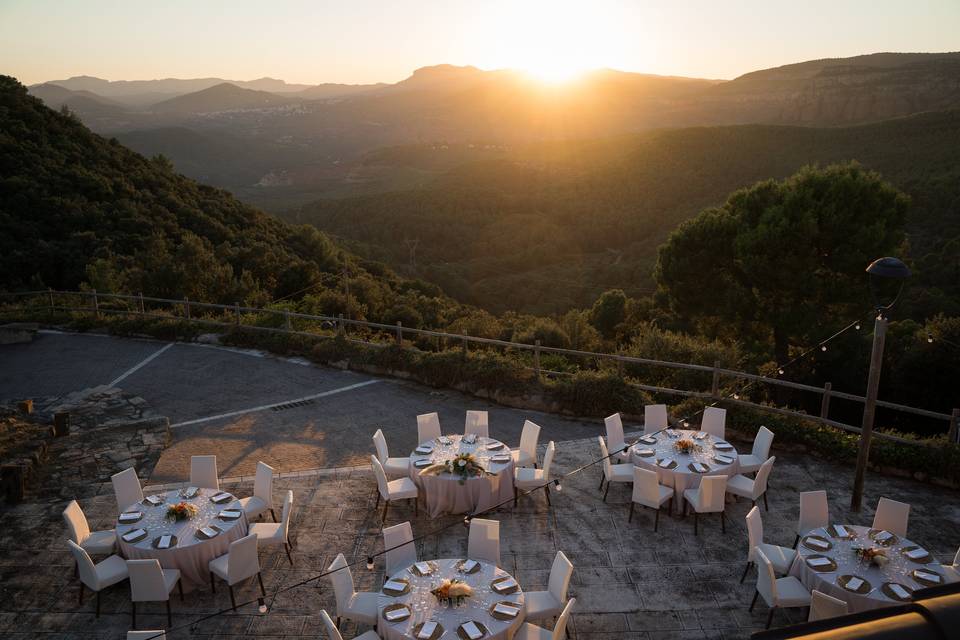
[694,432,708,440]
[122,528,146,542]
[211,492,232,503]
[157,534,173,549]
[890,583,910,599]
[415,446,433,455]
[384,579,406,592]
[692,462,708,472]
[219,509,242,518]
[199,526,219,538]
[657,458,673,468]
[808,556,832,567]
[181,486,199,499]
[385,606,409,621]
[486,442,503,450]
[845,577,864,590]
[493,603,520,617]
[906,548,928,560]
[490,454,511,463]
[414,459,433,468]
[713,443,733,450]
[144,495,163,506]
[460,559,479,573]
[636,448,655,457]
[415,561,433,575]
[640,436,657,444]
[494,577,517,591]
[417,621,438,638]
[874,530,893,542]
[714,455,734,464]
[806,537,830,550]
[833,524,849,538]
[461,621,483,640]
[437,436,453,445]
[119,511,142,522]
[916,570,941,583]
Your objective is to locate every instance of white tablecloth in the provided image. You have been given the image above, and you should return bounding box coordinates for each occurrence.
[116,487,248,590]
[410,435,515,518]
[377,558,525,640]
[789,524,948,613]
[630,429,740,512]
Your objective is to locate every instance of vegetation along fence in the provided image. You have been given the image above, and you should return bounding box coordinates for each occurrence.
[2,289,957,448]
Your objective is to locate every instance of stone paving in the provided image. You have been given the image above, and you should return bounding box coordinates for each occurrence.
[1,430,957,639]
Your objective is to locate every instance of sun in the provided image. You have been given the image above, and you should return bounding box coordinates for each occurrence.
[522,57,590,84]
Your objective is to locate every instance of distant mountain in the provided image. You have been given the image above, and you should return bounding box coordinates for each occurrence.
[288,82,388,100]
[27,82,123,108]
[149,83,301,114]
[43,74,314,96]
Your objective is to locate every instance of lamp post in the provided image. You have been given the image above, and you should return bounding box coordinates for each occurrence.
[850,257,911,511]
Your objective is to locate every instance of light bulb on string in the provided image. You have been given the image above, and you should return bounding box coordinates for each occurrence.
[733,393,740,400]
[820,345,827,352]
[366,556,374,570]
[258,597,268,614]
[855,323,861,330]
[463,516,472,529]
[777,368,784,375]
[927,334,934,344]
[554,479,562,492]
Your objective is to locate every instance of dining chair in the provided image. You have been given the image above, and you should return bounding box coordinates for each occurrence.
[726,456,776,510]
[111,467,143,514]
[67,540,128,618]
[417,412,442,442]
[372,429,410,478]
[239,461,277,522]
[127,558,183,628]
[794,490,829,548]
[512,420,541,468]
[872,497,910,537]
[683,475,727,535]
[604,413,630,462]
[750,548,811,629]
[514,441,556,507]
[371,455,418,522]
[250,490,294,565]
[319,609,382,640]
[701,406,726,439]
[190,455,219,490]
[383,521,417,577]
[741,506,797,583]
[514,597,576,640]
[465,410,489,438]
[127,633,166,640]
[63,500,116,575]
[598,436,633,501]
[524,551,573,622]
[327,553,378,629]
[630,467,673,530]
[208,533,265,609]
[644,404,669,434]
[808,589,848,621]
[468,518,500,566]
[738,426,774,474]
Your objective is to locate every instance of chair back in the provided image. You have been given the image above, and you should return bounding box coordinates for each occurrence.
[548,550,574,603]
[701,407,726,439]
[699,475,727,512]
[755,548,777,606]
[809,589,848,621]
[227,533,260,584]
[541,441,556,478]
[754,456,776,497]
[632,466,661,507]
[67,539,98,589]
[327,553,356,613]
[383,521,417,577]
[953,546,960,567]
[552,597,577,640]
[604,413,626,451]
[370,455,389,498]
[468,518,500,565]
[746,506,763,561]
[798,490,829,536]
[279,490,294,541]
[190,455,219,490]
[128,559,169,602]
[127,633,167,640]
[254,461,275,507]
[873,497,910,537]
[373,429,390,463]
[111,467,143,513]
[519,420,541,458]
[465,410,489,438]
[644,404,668,433]
[752,426,774,459]
[417,412,441,442]
[318,609,345,640]
[598,436,612,479]
[63,500,90,544]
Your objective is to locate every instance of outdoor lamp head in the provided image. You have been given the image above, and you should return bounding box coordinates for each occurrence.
[865,257,910,315]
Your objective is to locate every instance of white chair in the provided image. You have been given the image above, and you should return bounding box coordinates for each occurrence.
[644,404,669,434]
[524,551,573,622]
[190,455,219,490]
[514,597,576,640]
[701,407,726,439]
[465,410,489,438]
[63,500,116,575]
[319,609,382,640]
[604,413,630,462]
[67,540,128,618]
[514,441,555,507]
[371,455,418,522]
[513,420,541,468]
[372,429,410,479]
[794,490,829,548]
[468,518,500,565]
[127,558,182,628]
[808,589,848,622]
[250,490,294,565]
[739,426,774,474]
[873,497,910,537]
[383,521,417,577]
[327,553,378,629]
[750,548,811,629]
[209,533,265,609]
[741,506,797,583]
[111,467,143,513]
[417,412,441,442]
[598,436,633,501]
[127,633,166,640]
[239,461,276,522]
[630,467,673,530]
[726,456,775,511]
[683,475,727,535]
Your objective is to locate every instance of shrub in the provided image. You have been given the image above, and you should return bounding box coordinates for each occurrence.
[546,370,652,417]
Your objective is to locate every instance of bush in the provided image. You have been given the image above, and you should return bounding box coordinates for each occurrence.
[546,370,652,417]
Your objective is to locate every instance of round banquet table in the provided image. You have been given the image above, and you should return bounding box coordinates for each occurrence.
[410,435,515,518]
[630,429,740,513]
[116,487,248,590]
[377,558,525,640]
[789,524,949,613]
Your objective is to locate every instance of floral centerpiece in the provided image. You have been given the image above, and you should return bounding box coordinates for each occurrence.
[165,501,199,522]
[674,439,701,455]
[445,453,487,485]
[854,546,888,567]
[431,578,473,606]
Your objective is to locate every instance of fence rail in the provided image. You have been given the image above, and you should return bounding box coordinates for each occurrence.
[2,289,957,445]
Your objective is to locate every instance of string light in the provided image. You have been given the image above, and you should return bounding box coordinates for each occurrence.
[777,368,784,375]
[820,345,827,352]
[855,323,861,330]
[732,393,740,400]
[366,556,375,570]
[258,598,267,614]
[927,334,934,344]
[554,479,562,492]
[463,516,472,528]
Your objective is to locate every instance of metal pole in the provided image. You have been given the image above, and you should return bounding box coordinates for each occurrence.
[948,408,959,444]
[820,382,832,422]
[284,310,291,331]
[534,340,542,380]
[395,321,403,345]
[92,289,100,318]
[138,292,145,314]
[851,315,887,511]
[711,361,720,398]
[183,297,190,319]
[234,302,240,326]
[48,288,54,317]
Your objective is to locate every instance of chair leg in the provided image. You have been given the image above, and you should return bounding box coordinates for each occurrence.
[766,606,775,629]
[211,571,216,593]
[258,572,266,596]
[721,511,726,534]
[544,485,551,506]
[414,497,418,516]
[749,590,759,612]
[74,562,78,579]
[514,487,519,507]
[654,506,660,532]
[375,493,381,508]
[132,602,136,629]
[167,599,172,627]
[793,534,800,549]
[335,616,341,630]
[598,474,605,491]
[764,492,769,511]
[270,508,278,522]
[382,499,389,522]
[740,562,752,583]
[78,583,84,606]
[603,481,611,502]
[96,590,101,618]
[229,585,237,610]
[694,512,699,536]
[178,579,184,602]
[285,541,294,566]
[628,502,635,523]
[668,496,674,516]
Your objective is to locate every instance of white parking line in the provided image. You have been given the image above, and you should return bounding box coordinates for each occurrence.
[109,342,175,387]
[169,379,381,428]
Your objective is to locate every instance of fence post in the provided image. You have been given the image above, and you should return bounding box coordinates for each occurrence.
[949,408,960,444]
[183,297,190,320]
[711,361,720,398]
[395,321,403,345]
[47,288,54,317]
[138,292,145,314]
[616,354,625,378]
[91,289,100,318]
[337,314,344,337]
[284,310,291,331]
[234,302,240,326]
[461,334,468,360]
[820,382,832,422]
[534,340,542,380]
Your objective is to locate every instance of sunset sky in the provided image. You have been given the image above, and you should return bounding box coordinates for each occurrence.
[3,0,959,85]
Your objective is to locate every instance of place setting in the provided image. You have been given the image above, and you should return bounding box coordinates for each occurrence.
[151,533,178,549]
